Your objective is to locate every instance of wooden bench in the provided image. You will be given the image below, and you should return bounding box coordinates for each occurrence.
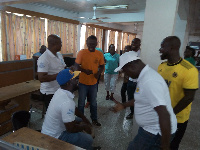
[2,127,84,150]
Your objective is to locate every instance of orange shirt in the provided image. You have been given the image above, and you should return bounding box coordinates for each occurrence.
[75,49,104,85]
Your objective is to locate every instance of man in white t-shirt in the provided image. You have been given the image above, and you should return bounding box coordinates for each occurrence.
[126,38,141,119]
[41,69,94,150]
[37,34,66,110]
[112,51,177,150]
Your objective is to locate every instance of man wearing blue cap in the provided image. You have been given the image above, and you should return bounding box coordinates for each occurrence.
[41,69,94,150]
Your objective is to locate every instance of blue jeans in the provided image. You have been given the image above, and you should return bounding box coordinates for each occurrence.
[127,80,137,114]
[78,83,98,121]
[127,127,175,150]
[58,117,93,150]
[58,131,93,150]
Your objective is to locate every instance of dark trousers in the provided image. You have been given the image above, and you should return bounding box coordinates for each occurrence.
[121,82,127,103]
[40,93,54,111]
[170,120,188,150]
[127,80,137,114]
[87,74,101,102]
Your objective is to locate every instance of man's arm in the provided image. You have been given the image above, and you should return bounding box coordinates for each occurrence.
[173,89,197,114]
[154,105,171,150]
[111,99,134,112]
[94,64,104,79]
[74,63,93,75]
[64,108,92,134]
[64,121,91,134]
[38,72,58,82]
[75,107,92,126]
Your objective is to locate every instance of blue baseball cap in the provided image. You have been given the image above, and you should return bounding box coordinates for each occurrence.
[56,69,81,86]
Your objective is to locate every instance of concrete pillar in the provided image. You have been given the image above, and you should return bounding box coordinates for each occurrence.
[0,11,2,61]
[174,15,188,58]
[174,0,189,58]
[141,0,179,70]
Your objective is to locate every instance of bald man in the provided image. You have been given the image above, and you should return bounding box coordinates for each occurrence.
[37,34,66,110]
[158,36,199,150]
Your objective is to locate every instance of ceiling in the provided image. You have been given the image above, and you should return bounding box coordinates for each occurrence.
[32,0,146,14]
[0,0,200,36]
[0,0,146,27]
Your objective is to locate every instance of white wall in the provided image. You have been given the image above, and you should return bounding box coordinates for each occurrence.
[141,0,179,70]
[0,11,2,61]
[189,36,200,42]
[95,23,124,31]
[174,14,187,57]
[123,23,144,40]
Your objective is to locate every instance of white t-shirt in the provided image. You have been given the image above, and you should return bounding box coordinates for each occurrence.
[41,88,75,138]
[134,65,177,135]
[37,49,66,94]
[129,49,141,82]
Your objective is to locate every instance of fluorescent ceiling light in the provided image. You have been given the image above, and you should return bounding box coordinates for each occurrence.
[97,5,128,10]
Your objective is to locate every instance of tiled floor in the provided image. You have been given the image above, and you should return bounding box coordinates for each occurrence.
[1,76,200,150]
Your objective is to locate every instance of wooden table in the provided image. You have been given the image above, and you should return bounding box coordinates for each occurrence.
[0,80,40,110]
[2,127,84,150]
[0,80,40,136]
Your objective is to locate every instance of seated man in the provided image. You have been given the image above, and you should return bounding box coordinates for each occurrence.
[33,45,46,57]
[41,69,93,150]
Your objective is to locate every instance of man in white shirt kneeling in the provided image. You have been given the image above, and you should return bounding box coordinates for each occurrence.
[41,69,93,150]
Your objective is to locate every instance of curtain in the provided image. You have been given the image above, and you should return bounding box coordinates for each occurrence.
[47,20,78,56]
[84,26,95,49]
[116,32,122,54]
[96,28,103,49]
[108,30,115,48]
[122,33,129,50]
[1,12,46,61]
[128,34,136,45]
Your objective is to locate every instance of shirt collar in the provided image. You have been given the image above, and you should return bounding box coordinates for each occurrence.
[137,64,149,82]
[109,53,117,57]
[59,88,75,99]
[46,48,57,58]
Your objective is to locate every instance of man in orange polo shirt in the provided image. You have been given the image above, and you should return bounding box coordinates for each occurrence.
[74,35,104,126]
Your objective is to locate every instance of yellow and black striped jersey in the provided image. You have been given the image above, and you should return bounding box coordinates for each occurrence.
[158,58,199,123]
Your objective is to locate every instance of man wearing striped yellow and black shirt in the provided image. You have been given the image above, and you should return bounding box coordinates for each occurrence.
[158,36,199,150]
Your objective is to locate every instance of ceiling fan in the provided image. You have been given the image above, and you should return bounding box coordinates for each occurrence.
[77,5,110,22]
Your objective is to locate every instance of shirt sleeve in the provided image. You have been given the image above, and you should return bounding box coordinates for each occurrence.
[75,50,82,65]
[37,56,49,73]
[99,52,105,65]
[143,80,167,108]
[57,52,66,67]
[60,101,75,123]
[183,67,199,89]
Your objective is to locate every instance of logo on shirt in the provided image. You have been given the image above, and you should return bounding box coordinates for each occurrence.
[172,72,178,78]
[39,62,45,68]
[67,109,74,115]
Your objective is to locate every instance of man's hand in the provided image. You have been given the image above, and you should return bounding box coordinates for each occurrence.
[84,69,93,75]
[94,73,100,79]
[83,124,92,135]
[110,103,125,113]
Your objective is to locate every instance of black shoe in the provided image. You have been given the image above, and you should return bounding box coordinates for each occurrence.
[93,146,101,150]
[126,113,133,119]
[92,120,101,127]
[106,95,110,100]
